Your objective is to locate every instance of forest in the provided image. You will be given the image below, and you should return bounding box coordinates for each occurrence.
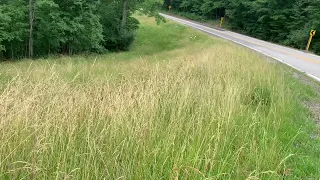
[163,0,320,55]
[2,0,320,60]
[0,0,162,59]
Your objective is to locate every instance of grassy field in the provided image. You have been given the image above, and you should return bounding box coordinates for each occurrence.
[0,15,320,179]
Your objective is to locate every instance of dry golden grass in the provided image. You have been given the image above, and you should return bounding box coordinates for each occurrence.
[0,15,319,179]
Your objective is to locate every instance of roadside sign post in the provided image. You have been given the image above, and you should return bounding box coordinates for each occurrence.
[168,5,172,11]
[220,17,224,28]
[306,30,316,51]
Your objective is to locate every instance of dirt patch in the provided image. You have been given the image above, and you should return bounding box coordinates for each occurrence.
[290,71,320,128]
[292,71,320,94]
[304,101,320,127]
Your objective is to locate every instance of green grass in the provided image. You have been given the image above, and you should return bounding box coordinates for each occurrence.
[0,15,320,179]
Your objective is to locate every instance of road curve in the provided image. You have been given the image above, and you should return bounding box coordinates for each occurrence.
[161,13,320,82]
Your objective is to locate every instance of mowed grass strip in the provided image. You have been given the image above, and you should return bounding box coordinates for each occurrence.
[0,15,319,179]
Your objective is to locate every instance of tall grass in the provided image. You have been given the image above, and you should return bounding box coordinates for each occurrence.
[0,16,319,179]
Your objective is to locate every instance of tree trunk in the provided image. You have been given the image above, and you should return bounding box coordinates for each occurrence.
[216,9,218,19]
[11,44,13,59]
[121,0,128,29]
[29,0,35,58]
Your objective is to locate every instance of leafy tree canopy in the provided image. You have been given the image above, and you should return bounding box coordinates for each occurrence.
[0,0,163,59]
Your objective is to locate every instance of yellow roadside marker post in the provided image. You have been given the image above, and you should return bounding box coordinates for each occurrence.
[220,17,224,28]
[168,5,172,11]
[306,30,316,51]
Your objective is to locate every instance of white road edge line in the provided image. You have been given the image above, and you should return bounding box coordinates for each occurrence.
[161,14,320,82]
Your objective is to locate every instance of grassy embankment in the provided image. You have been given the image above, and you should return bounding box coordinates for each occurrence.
[0,15,319,179]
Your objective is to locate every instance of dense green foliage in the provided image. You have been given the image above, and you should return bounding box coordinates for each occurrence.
[0,0,162,59]
[164,0,320,54]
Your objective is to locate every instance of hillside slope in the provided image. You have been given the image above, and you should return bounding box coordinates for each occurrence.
[0,15,319,179]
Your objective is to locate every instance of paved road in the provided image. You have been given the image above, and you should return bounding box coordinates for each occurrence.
[161,13,320,82]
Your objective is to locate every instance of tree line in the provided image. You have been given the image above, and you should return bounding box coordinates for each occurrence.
[0,0,163,60]
[163,0,320,54]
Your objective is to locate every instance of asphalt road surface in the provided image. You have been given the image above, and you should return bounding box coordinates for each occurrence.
[161,13,320,82]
